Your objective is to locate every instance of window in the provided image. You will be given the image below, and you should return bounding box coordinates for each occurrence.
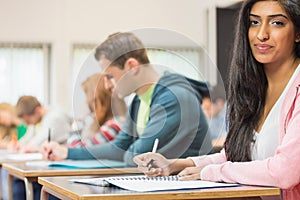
[147,48,203,80]
[71,45,204,83]
[71,44,100,119]
[0,44,50,104]
[71,44,97,88]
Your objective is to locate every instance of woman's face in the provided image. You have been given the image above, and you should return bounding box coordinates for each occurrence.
[248,1,297,65]
[0,110,13,126]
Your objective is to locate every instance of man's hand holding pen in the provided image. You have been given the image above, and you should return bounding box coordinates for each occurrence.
[40,141,68,161]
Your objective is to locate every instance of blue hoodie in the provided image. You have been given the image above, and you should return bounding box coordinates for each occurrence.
[68,71,213,166]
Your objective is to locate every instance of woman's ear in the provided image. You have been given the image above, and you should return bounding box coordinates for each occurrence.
[296,32,300,43]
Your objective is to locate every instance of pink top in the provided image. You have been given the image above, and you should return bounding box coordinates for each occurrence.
[190,66,300,200]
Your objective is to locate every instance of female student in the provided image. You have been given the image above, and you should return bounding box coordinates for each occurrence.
[13,75,127,200]
[68,73,126,147]
[134,0,300,199]
[0,103,26,148]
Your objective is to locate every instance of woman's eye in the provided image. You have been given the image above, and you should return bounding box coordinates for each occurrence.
[250,20,259,25]
[272,20,284,26]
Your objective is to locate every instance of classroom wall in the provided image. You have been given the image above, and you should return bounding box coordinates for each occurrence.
[0,0,238,114]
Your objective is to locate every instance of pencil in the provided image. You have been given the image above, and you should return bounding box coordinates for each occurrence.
[11,133,17,143]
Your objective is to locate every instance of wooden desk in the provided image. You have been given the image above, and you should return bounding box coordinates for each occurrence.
[0,151,43,199]
[2,162,140,200]
[39,176,281,200]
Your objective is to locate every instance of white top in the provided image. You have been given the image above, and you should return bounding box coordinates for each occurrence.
[252,64,300,160]
[19,107,71,147]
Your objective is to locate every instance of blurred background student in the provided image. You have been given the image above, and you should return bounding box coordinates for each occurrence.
[0,103,27,200]
[13,74,126,200]
[12,96,71,199]
[201,84,226,150]
[68,73,126,147]
[0,102,26,149]
[15,95,71,153]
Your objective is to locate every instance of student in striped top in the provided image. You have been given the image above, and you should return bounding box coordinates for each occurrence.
[68,73,126,148]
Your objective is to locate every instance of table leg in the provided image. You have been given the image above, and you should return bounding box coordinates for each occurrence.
[24,177,34,200]
[7,174,13,200]
[40,186,48,200]
[0,169,2,200]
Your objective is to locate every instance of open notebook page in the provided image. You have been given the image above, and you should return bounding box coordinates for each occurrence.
[71,175,239,192]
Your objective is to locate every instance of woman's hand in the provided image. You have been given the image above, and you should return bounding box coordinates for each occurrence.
[7,140,19,152]
[178,166,204,181]
[133,153,172,177]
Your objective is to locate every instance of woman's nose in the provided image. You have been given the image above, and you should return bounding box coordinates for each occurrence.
[257,24,269,42]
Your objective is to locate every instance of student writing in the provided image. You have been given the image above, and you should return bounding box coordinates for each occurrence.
[41,32,213,166]
[68,73,126,148]
[134,1,300,199]
[15,96,71,153]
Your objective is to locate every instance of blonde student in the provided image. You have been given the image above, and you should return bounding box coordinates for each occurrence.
[0,103,26,149]
[134,0,300,199]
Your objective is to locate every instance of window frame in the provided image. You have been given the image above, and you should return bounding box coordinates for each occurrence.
[0,43,51,105]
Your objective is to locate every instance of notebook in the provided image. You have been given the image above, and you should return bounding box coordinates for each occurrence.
[26,159,127,169]
[71,175,239,192]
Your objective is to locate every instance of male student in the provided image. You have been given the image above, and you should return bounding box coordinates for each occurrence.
[13,95,71,200]
[201,84,227,139]
[42,32,213,166]
[16,95,71,152]
[201,85,227,150]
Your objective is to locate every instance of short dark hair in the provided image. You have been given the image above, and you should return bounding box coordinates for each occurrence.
[209,85,226,103]
[94,32,150,69]
[16,96,41,117]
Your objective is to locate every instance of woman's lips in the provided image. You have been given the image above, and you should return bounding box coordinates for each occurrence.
[255,44,273,53]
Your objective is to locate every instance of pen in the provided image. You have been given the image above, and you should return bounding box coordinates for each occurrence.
[152,138,159,153]
[48,128,51,143]
[47,128,52,160]
[147,138,159,170]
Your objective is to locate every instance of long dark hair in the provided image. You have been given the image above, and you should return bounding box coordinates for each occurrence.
[225,0,300,162]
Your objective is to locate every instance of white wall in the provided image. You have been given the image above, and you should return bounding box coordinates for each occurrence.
[0,0,238,113]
